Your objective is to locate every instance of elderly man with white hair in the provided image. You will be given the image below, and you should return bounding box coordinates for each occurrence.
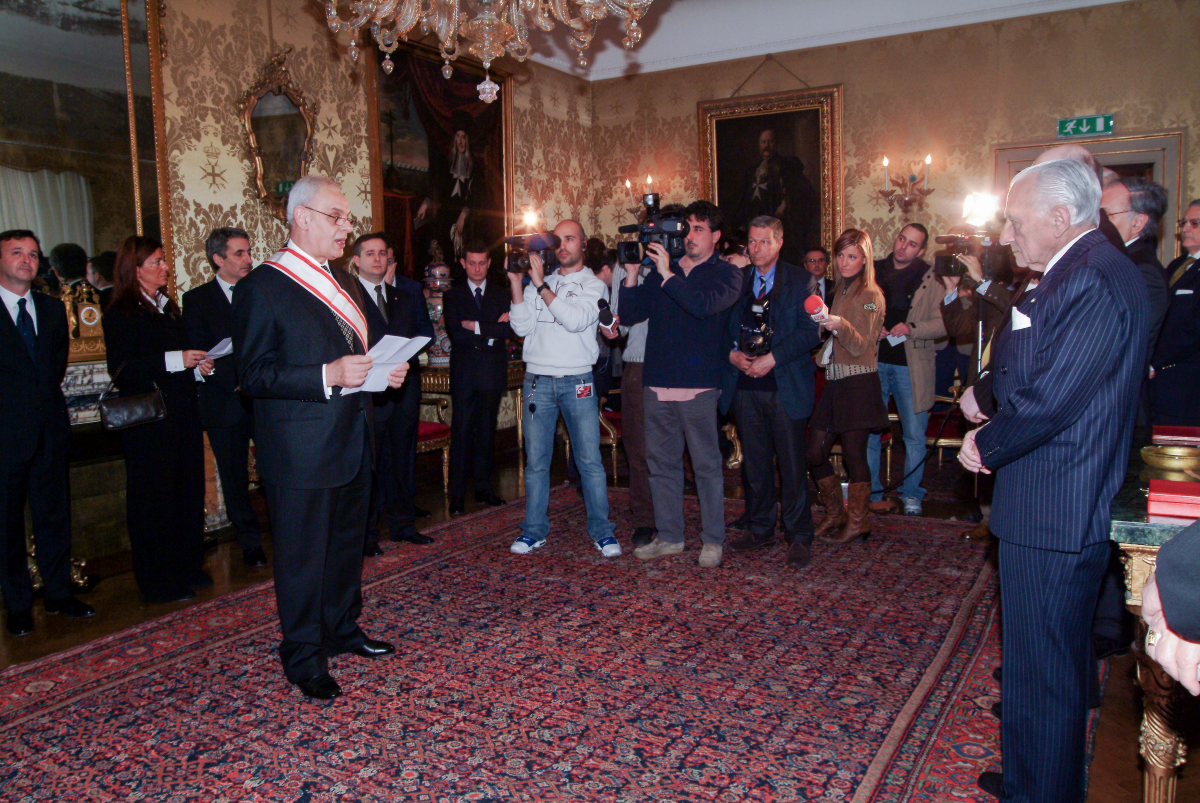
[958,158,1148,803]
[232,175,409,700]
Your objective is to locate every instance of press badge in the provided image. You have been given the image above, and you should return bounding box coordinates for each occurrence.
[576,382,594,399]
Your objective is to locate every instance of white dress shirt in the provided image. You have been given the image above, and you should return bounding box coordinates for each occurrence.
[216,275,236,304]
[0,283,37,333]
[467,278,488,337]
[1043,228,1096,277]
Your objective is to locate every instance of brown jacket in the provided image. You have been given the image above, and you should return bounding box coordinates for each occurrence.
[899,266,949,413]
[826,282,886,369]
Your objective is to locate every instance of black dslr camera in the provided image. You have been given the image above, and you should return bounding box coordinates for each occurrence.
[932,233,1012,283]
[616,193,690,266]
[506,232,559,274]
[739,298,773,357]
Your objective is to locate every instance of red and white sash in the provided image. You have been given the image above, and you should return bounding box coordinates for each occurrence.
[263,246,368,350]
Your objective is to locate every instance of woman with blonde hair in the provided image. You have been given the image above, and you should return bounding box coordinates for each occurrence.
[806,228,890,544]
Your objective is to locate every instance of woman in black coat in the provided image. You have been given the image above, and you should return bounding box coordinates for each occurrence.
[102,236,213,603]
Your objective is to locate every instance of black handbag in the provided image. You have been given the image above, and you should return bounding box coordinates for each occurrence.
[98,363,166,431]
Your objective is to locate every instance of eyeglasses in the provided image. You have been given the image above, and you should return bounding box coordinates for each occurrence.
[302,206,353,228]
[1104,209,1133,217]
[1178,217,1200,229]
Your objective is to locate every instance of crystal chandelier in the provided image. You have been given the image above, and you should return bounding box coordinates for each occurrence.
[324,0,655,102]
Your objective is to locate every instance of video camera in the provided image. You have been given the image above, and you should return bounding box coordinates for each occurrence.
[616,193,689,266]
[506,232,559,274]
[932,232,1012,283]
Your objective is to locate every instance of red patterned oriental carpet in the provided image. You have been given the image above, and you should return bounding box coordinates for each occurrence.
[0,489,1012,802]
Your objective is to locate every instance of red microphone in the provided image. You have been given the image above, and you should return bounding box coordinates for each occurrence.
[805,295,828,322]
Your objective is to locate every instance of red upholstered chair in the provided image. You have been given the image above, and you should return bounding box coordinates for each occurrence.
[417,397,452,495]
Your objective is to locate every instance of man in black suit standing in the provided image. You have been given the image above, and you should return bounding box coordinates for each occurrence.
[719,216,822,567]
[182,228,266,568]
[803,247,833,306]
[352,232,432,554]
[231,176,408,700]
[1150,198,1200,426]
[1100,176,1169,368]
[0,229,94,637]
[960,159,1148,802]
[443,239,511,515]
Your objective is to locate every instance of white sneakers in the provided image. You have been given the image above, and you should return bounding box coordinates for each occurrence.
[510,535,546,554]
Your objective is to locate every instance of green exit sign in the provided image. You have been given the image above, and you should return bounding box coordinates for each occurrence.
[275,180,296,194]
[1058,114,1113,138]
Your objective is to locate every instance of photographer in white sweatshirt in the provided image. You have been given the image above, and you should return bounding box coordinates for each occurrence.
[507,220,618,557]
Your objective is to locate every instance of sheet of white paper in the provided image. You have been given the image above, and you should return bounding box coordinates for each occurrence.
[341,335,431,394]
[205,337,233,359]
[886,334,907,347]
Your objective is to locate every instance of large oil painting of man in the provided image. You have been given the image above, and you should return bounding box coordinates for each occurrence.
[698,86,844,267]
[367,46,513,281]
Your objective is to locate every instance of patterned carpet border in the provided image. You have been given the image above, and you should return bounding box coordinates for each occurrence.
[0,488,1004,802]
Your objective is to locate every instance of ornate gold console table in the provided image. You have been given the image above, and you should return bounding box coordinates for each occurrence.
[1110,451,1194,803]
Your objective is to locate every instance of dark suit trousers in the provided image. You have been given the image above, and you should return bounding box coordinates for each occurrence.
[368,380,421,545]
[121,406,206,600]
[206,413,261,549]
[732,389,813,544]
[265,444,371,683]
[620,362,654,529]
[998,539,1107,803]
[449,385,502,499]
[1,420,72,612]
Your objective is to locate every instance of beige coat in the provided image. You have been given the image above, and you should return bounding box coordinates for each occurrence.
[900,266,949,413]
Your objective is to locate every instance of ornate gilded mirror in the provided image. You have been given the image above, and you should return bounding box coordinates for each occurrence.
[238,48,316,221]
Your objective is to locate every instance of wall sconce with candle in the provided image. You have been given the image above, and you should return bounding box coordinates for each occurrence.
[626,175,656,220]
[878,154,935,215]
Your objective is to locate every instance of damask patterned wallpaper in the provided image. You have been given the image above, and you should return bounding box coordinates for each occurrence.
[583,0,1200,254]
[161,0,372,295]
[160,0,1198,291]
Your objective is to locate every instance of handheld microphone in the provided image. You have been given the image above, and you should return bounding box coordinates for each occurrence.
[804,294,828,322]
[597,297,615,329]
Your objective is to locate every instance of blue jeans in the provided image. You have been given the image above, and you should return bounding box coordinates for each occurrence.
[520,372,614,543]
[867,362,928,501]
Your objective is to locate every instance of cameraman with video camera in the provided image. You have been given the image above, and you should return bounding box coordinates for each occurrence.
[507,220,619,558]
[617,200,742,568]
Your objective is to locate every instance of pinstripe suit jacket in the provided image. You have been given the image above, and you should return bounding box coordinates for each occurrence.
[975,229,1149,553]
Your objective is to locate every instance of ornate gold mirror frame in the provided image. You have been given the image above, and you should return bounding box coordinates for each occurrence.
[238,48,317,222]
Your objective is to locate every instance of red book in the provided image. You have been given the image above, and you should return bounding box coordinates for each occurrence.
[1147,500,1200,519]
[1152,426,1200,447]
[1148,479,1200,504]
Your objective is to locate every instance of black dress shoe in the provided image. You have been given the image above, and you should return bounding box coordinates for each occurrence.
[296,673,342,700]
[977,771,1009,800]
[449,497,465,515]
[184,569,213,588]
[786,541,812,568]
[728,531,775,553]
[352,638,395,658]
[242,546,268,567]
[992,666,1002,683]
[145,587,197,604]
[729,512,751,531]
[631,527,656,547]
[475,491,506,507]
[413,504,432,519]
[990,701,1001,719]
[44,596,95,618]
[363,542,384,557]
[392,530,434,545]
[5,610,33,637]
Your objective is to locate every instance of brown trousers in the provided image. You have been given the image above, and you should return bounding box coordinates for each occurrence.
[620,362,655,528]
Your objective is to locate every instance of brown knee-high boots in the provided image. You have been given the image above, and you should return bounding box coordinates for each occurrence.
[822,482,872,544]
[813,475,847,538]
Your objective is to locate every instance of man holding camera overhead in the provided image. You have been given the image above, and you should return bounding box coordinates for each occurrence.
[507,220,619,558]
[618,200,742,569]
[719,216,823,567]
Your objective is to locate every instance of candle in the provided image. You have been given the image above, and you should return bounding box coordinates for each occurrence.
[626,179,635,208]
[882,156,889,187]
[924,154,931,188]
[646,175,653,193]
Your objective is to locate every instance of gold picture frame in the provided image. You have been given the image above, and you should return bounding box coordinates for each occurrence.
[698,85,844,261]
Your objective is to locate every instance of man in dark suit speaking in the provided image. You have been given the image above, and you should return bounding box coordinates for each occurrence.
[231,176,409,700]
[1,230,94,637]
[959,159,1148,802]
[443,239,511,514]
[183,227,266,568]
